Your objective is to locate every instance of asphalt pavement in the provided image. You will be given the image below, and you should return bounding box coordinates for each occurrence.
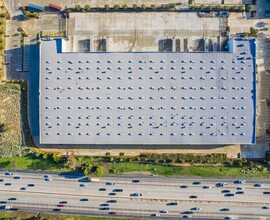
[0,171,270,219]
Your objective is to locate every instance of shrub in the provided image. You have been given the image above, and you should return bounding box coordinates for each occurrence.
[113,4,120,10]
[64,155,79,170]
[133,4,139,10]
[104,4,110,10]
[84,4,91,11]
[81,162,93,175]
[94,165,105,176]
[141,4,147,9]
[122,4,128,9]
[119,152,125,157]
[105,152,110,156]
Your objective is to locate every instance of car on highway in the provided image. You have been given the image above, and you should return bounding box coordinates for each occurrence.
[183,215,192,218]
[220,208,230,211]
[100,203,109,207]
[263,191,270,194]
[53,208,61,212]
[224,193,234,197]
[151,213,160,217]
[13,176,20,180]
[160,210,169,214]
[4,183,11,186]
[0,179,3,182]
[202,185,211,189]
[236,187,244,190]
[180,185,188,188]
[109,212,117,215]
[224,217,234,220]
[106,200,117,203]
[44,175,51,179]
[182,211,194,214]
[57,204,65,208]
[79,184,87,187]
[236,191,244,194]
[27,184,35,187]
[99,188,106,191]
[216,183,228,187]
[108,193,116,196]
[59,201,68,204]
[106,182,115,186]
[8,198,16,201]
[262,206,269,209]
[189,195,197,199]
[113,189,123,192]
[166,202,177,206]
[132,179,140,183]
[80,198,89,201]
[100,207,110,211]
[254,183,263,187]
[0,201,7,204]
[192,181,201,185]
[190,207,201,211]
[5,172,13,176]
[4,206,12,210]
[234,180,245,184]
[45,178,52,181]
[20,187,27,191]
[221,190,230,193]
[130,193,142,197]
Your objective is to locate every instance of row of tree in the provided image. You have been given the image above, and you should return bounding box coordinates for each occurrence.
[68,3,176,12]
[189,4,244,11]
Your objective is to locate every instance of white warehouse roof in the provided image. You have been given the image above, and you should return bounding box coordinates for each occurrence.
[39,38,256,145]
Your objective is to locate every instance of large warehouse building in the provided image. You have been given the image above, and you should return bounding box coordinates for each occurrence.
[39,38,256,145]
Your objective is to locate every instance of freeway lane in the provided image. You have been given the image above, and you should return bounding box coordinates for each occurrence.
[0,171,270,219]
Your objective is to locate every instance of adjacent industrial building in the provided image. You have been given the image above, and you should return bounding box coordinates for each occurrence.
[39,38,256,145]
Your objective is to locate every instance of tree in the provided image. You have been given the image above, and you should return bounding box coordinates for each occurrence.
[141,4,147,9]
[81,162,93,175]
[75,5,82,11]
[64,155,79,170]
[84,4,91,11]
[133,4,139,10]
[104,4,110,10]
[247,5,252,11]
[122,4,128,9]
[151,4,156,9]
[113,4,120,10]
[52,153,63,164]
[169,3,176,9]
[94,165,105,176]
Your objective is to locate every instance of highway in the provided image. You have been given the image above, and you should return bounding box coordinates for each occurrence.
[0,171,270,219]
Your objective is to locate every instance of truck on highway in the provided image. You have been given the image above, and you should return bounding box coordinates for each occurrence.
[88,177,100,182]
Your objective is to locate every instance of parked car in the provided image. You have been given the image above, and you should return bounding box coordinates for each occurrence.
[151,213,160,217]
[4,183,11,186]
[263,192,270,194]
[80,184,86,187]
[160,210,169,214]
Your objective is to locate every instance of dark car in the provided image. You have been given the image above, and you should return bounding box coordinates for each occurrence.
[220,208,230,211]
[113,189,123,192]
[106,200,117,203]
[13,176,20,180]
[166,202,178,206]
[202,185,211,189]
[234,180,245,184]
[53,208,61,212]
[193,181,201,185]
[224,193,234,197]
[181,211,194,215]
[27,184,35,187]
[99,188,106,191]
[189,195,197,199]
[254,183,263,187]
[263,192,270,194]
[132,180,140,183]
[216,183,227,187]
[8,198,17,201]
[130,193,142,197]
[4,183,11,186]
[80,198,89,201]
[99,207,109,211]
[105,182,115,186]
[5,172,13,176]
[0,201,7,204]
[0,179,3,182]
[109,212,117,215]
[221,190,230,193]
[236,191,244,194]
[100,203,109,207]
[262,206,269,209]
[20,187,27,191]
[59,201,68,204]
[57,204,64,208]
[108,193,116,196]
[180,185,188,189]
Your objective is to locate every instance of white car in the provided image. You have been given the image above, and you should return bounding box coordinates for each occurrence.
[5,206,12,210]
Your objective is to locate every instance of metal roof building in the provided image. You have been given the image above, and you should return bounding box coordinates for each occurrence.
[39,38,256,145]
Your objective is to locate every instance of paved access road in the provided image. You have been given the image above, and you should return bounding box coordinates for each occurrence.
[0,171,270,219]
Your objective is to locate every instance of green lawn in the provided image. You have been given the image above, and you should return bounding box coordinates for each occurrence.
[0,211,139,220]
[0,156,269,178]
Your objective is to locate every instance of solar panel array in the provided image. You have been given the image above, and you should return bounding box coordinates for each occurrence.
[39,38,256,144]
